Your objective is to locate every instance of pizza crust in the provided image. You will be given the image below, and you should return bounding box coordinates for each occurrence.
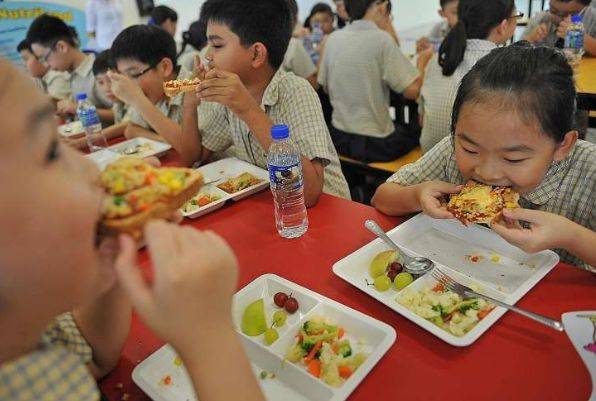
[163,78,202,97]
[447,181,519,225]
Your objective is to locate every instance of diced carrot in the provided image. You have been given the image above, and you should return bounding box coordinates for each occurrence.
[197,196,211,206]
[128,194,138,203]
[338,365,353,379]
[138,203,150,212]
[432,283,445,292]
[338,328,345,339]
[478,307,494,320]
[304,341,323,363]
[307,360,321,378]
[145,172,156,185]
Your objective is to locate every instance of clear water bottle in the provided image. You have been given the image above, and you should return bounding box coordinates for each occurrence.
[267,125,308,239]
[308,22,324,65]
[563,14,585,69]
[76,93,107,152]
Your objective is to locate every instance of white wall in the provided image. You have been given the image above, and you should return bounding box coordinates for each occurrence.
[152,0,443,52]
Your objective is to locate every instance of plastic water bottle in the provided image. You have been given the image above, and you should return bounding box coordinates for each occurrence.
[76,93,107,152]
[267,125,308,239]
[563,14,585,69]
[307,23,324,65]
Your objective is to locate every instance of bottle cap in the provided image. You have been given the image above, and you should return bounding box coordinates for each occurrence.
[571,14,582,24]
[75,93,87,101]
[271,124,289,140]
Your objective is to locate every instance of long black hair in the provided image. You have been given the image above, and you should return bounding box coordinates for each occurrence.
[177,19,208,59]
[439,0,514,76]
[451,42,576,143]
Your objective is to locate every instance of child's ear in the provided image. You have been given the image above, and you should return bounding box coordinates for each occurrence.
[251,43,269,69]
[438,9,446,18]
[158,57,175,77]
[56,40,69,54]
[553,130,578,161]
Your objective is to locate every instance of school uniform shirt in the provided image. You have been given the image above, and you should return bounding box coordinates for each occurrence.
[37,70,71,101]
[70,54,112,109]
[282,38,317,79]
[386,136,596,271]
[0,313,98,401]
[318,20,419,138]
[419,39,497,153]
[127,67,192,132]
[522,7,596,47]
[85,0,124,51]
[198,68,351,200]
[178,50,202,74]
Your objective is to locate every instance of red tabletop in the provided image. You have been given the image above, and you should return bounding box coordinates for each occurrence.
[99,152,594,401]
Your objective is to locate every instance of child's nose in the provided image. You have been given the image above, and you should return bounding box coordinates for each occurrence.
[474,162,504,185]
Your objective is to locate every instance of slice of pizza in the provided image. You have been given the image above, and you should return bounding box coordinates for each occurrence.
[446,181,519,225]
[98,157,204,238]
[163,77,202,97]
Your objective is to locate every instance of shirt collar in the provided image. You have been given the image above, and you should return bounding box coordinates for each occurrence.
[73,54,94,78]
[345,20,379,32]
[465,39,498,52]
[261,68,286,108]
[521,156,571,205]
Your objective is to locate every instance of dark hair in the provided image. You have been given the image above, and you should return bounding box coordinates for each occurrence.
[26,14,79,48]
[304,3,334,29]
[286,0,299,25]
[200,0,292,69]
[439,0,514,76]
[440,0,458,8]
[451,43,576,143]
[178,19,208,58]
[17,39,31,53]
[92,50,113,76]
[111,24,177,67]
[568,0,591,5]
[149,5,178,25]
[345,0,376,20]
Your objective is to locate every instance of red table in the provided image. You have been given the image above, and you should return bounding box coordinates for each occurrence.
[99,154,594,401]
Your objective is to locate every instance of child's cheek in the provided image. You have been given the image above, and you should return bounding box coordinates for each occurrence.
[454,147,475,180]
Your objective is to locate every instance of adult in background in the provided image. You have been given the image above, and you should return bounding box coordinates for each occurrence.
[85,0,124,51]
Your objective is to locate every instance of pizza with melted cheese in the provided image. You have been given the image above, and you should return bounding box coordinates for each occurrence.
[163,77,201,97]
[447,181,519,225]
[98,157,203,238]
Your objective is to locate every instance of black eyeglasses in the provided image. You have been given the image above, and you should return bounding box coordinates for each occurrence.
[510,11,525,20]
[122,63,157,79]
[37,41,58,63]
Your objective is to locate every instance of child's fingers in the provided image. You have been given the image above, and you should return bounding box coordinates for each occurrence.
[145,221,180,275]
[114,234,154,315]
[502,208,542,224]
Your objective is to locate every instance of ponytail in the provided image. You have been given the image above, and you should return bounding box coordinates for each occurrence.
[438,0,514,77]
[439,21,467,76]
[177,31,190,59]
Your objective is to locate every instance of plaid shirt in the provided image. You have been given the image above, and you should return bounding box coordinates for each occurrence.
[199,68,351,199]
[0,313,98,401]
[387,137,596,270]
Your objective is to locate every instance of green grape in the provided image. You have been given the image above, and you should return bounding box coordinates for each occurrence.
[264,328,279,345]
[394,272,414,290]
[374,275,392,292]
[272,311,287,327]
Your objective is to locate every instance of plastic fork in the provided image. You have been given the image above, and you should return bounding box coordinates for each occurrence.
[431,268,565,332]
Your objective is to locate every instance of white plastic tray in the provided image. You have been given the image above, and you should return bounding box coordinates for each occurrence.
[108,137,172,159]
[333,213,559,347]
[58,121,84,138]
[132,274,396,401]
[85,149,121,170]
[562,311,596,401]
[181,158,270,219]
[197,157,270,201]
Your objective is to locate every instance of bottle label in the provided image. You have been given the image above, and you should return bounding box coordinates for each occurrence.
[268,163,302,190]
[565,29,584,50]
[78,109,100,128]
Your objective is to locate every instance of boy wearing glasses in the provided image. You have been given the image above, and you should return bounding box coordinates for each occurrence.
[523,0,596,55]
[108,24,192,144]
[26,14,113,122]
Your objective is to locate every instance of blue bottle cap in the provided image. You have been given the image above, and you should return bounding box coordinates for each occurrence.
[75,93,87,101]
[271,124,289,140]
[571,14,582,24]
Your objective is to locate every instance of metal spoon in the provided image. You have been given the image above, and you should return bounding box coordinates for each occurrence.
[364,220,434,275]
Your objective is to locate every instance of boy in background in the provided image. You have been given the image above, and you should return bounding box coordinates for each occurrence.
[523,0,596,55]
[178,0,350,205]
[17,39,71,103]
[108,24,192,144]
[417,0,459,53]
[26,14,113,122]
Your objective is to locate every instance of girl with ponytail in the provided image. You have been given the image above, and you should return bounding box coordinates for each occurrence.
[418,0,520,153]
